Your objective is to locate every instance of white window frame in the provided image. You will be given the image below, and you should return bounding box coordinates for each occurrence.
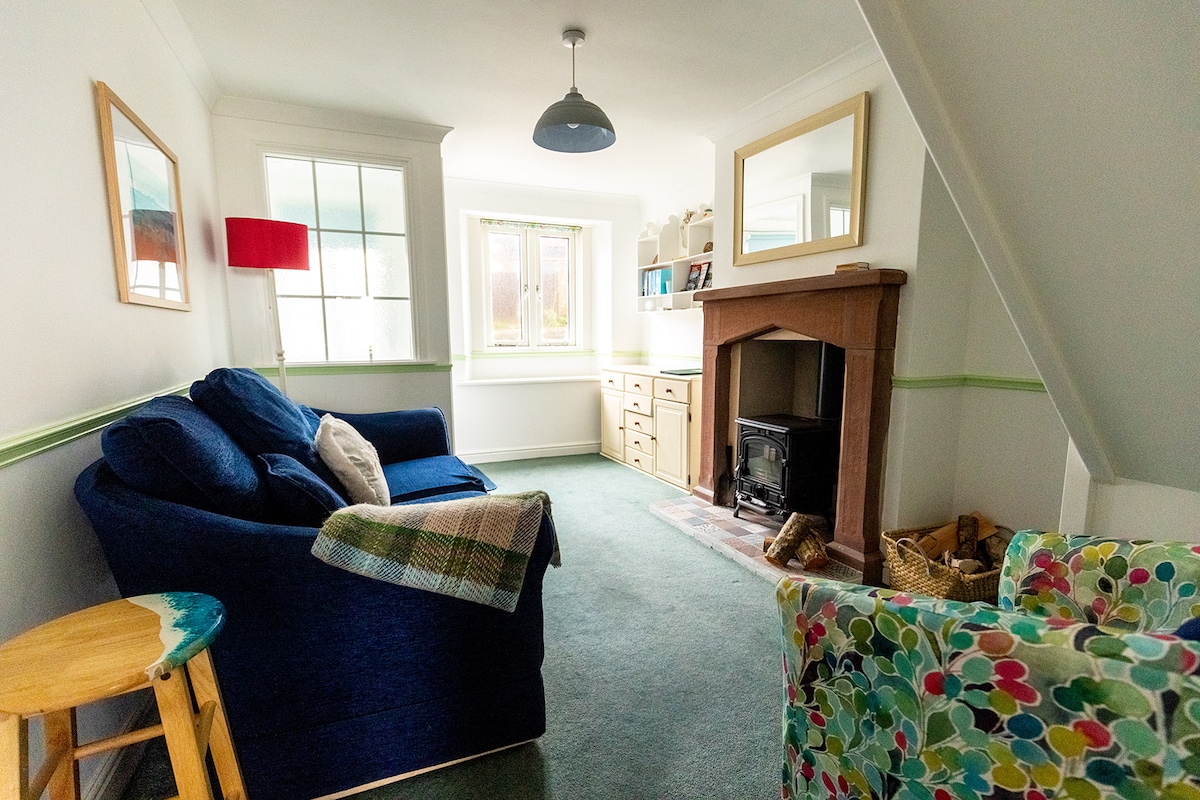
[262,152,416,364]
[474,218,585,351]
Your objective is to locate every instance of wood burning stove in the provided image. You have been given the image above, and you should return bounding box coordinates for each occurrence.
[733,414,840,519]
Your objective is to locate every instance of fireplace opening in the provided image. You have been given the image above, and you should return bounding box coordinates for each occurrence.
[731,338,845,521]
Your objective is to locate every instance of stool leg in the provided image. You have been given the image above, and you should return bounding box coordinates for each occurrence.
[186,649,247,800]
[0,713,28,800]
[154,669,215,800]
[44,708,79,800]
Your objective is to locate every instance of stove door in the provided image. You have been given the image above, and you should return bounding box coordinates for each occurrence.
[740,434,785,488]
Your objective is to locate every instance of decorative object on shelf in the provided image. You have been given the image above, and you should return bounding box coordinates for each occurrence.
[703,241,713,253]
[533,29,615,153]
[835,261,871,272]
[225,217,310,396]
[96,81,190,310]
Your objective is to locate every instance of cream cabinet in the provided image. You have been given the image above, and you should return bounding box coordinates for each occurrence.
[599,366,701,490]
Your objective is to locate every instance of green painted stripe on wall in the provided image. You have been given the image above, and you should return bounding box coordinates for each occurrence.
[0,384,190,470]
[255,363,452,377]
[893,374,1046,392]
[461,350,599,360]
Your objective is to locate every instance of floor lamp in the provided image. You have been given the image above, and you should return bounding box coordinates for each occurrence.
[225,217,310,396]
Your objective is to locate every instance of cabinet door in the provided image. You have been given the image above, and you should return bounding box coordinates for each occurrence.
[600,389,624,459]
[653,399,689,488]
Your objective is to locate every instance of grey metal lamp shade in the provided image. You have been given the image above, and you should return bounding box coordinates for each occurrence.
[533,90,616,152]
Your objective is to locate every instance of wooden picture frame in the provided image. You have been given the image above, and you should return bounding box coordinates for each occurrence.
[96,81,190,310]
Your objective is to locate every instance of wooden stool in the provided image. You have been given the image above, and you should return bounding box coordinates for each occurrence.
[0,592,246,800]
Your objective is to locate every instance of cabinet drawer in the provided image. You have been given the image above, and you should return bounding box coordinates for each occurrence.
[600,370,625,392]
[625,430,654,455]
[624,410,653,436]
[624,374,653,396]
[622,393,652,416]
[654,377,690,403]
[625,447,654,474]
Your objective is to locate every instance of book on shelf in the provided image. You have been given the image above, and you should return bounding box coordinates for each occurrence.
[699,262,713,289]
[683,262,704,291]
[835,261,871,272]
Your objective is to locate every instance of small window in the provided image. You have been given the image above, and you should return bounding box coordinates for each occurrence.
[264,155,412,362]
[481,219,578,348]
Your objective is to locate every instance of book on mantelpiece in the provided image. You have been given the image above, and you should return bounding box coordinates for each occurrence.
[835,261,870,273]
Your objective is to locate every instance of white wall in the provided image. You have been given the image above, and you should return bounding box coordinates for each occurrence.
[443,178,640,461]
[0,1,231,793]
[209,99,456,417]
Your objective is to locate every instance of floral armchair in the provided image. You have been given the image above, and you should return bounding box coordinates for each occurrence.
[777,531,1200,800]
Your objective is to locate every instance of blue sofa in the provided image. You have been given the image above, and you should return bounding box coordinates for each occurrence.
[74,368,554,800]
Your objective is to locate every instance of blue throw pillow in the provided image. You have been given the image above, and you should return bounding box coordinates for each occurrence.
[382,455,487,503]
[189,368,336,487]
[102,395,270,520]
[258,453,347,527]
[1175,617,1200,640]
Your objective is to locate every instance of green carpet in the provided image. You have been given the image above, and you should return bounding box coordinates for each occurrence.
[122,455,783,800]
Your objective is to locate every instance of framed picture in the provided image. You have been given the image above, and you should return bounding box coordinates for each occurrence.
[96,81,190,310]
[683,262,704,291]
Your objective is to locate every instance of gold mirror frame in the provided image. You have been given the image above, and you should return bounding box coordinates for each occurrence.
[96,81,190,310]
[733,92,869,266]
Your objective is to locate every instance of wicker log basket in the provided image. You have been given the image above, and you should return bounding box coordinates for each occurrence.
[882,524,1002,603]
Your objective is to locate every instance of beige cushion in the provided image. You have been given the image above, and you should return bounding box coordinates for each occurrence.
[314,414,390,506]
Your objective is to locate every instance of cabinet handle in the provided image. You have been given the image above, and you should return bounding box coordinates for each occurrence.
[665,388,674,395]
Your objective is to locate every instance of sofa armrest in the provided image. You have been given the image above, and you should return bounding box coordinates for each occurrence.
[777,575,1200,800]
[312,407,452,463]
[999,530,1200,631]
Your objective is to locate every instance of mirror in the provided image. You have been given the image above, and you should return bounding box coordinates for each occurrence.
[96,81,190,309]
[733,92,868,266]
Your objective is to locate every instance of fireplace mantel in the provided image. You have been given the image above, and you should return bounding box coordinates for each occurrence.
[693,269,907,585]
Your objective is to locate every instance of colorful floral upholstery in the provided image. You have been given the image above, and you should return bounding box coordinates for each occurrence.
[777,532,1200,800]
[1000,531,1200,632]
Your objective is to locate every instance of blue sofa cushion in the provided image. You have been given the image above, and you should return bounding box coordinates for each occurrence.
[383,455,487,503]
[189,368,340,491]
[101,395,270,520]
[1176,617,1200,640]
[259,453,347,526]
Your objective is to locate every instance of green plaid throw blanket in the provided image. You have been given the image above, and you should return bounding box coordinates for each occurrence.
[312,491,555,612]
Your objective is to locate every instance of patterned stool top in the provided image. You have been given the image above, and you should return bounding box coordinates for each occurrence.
[0,592,224,716]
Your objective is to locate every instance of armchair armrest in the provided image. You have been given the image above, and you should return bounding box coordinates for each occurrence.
[312,407,452,463]
[1000,530,1200,631]
[777,575,1200,800]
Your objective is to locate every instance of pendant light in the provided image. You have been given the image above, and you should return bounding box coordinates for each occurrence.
[533,29,616,153]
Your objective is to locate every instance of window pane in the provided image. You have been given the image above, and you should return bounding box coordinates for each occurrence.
[278,297,326,362]
[275,230,322,295]
[315,162,362,231]
[361,167,406,234]
[320,232,366,296]
[265,157,316,227]
[487,231,524,345]
[538,235,571,345]
[325,298,413,361]
[365,234,409,297]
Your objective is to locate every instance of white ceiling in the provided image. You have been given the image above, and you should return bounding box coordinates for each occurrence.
[169,0,873,199]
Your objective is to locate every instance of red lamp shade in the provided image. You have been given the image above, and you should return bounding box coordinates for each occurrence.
[225,217,309,271]
[130,209,178,263]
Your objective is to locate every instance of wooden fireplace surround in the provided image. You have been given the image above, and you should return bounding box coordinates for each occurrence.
[693,269,907,585]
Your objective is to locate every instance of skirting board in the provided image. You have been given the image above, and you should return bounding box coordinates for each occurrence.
[312,739,539,800]
[460,441,599,464]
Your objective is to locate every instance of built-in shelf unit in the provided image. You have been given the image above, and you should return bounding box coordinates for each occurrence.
[636,214,715,312]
